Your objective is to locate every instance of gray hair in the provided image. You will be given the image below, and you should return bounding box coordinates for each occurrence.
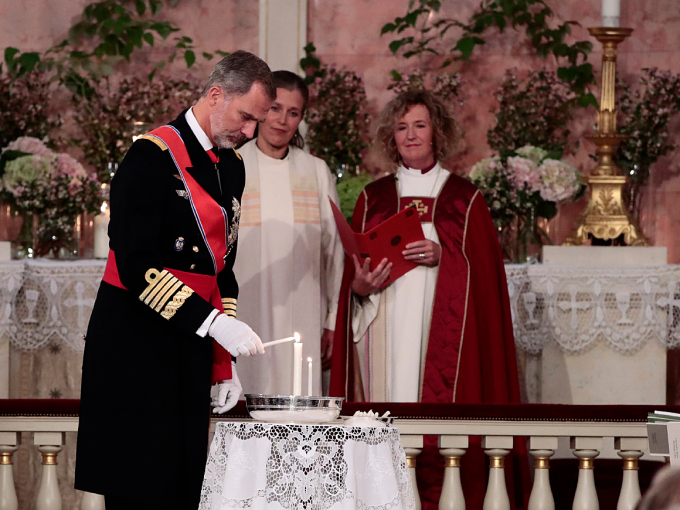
[201,50,276,101]
[637,467,680,510]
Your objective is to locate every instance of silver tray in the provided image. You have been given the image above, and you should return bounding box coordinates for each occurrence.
[245,394,344,424]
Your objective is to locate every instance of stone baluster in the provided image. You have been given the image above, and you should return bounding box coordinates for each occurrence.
[614,437,645,510]
[34,432,65,510]
[439,435,468,510]
[402,434,424,510]
[528,436,558,510]
[80,492,106,510]
[572,437,602,510]
[482,436,513,510]
[0,432,20,510]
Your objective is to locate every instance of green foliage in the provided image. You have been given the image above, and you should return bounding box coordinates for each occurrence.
[381,0,596,105]
[300,44,371,172]
[3,0,225,96]
[336,173,374,223]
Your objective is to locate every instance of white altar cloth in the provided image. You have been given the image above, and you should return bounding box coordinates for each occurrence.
[199,422,415,510]
[2,260,678,356]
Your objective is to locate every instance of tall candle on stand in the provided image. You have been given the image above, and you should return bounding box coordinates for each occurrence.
[93,201,110,259]
[602,0,620,27]
[292,333,302,395]
[307,357,313,396]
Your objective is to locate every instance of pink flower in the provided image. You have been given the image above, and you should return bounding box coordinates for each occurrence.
[508,156,541,191]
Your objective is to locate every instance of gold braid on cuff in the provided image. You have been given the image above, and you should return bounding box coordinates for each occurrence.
[139,268,194,319]
[222,297,237,318]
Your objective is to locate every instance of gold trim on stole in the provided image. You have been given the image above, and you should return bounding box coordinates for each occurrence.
[451,190,479,402]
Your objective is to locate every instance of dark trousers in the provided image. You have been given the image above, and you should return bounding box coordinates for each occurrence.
[104,495,188,510]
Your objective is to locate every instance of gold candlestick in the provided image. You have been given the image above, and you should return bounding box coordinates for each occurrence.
[564,27,648,246]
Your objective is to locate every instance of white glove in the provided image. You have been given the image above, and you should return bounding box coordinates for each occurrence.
[211,362,242,414]
[208,313,264,357]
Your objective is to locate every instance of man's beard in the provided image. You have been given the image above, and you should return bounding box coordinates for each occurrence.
[212,131,246,149]
[210,104,246,149]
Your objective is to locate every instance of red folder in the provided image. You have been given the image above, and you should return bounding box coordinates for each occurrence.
[329,199,425,287]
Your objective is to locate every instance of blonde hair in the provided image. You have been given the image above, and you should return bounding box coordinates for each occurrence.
[374,89,461,168]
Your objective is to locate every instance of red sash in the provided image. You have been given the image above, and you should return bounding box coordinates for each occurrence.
[149,125,229,274]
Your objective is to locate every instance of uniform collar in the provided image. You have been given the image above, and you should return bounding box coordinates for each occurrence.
[185,107,213,152]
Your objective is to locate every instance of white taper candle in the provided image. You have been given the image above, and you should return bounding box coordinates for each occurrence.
[307,357,313,396]
[602,0,620,27]
[293,333,302,395]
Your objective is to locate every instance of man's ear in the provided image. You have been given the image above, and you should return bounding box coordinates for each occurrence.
[208,86,222,107]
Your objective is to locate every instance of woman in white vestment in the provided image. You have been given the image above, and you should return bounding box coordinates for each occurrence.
[234,71,344,396]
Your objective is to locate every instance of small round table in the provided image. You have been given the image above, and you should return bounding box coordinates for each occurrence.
[199,421,416,510]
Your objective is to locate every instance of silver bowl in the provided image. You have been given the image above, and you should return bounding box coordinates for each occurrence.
[244,394,344,423]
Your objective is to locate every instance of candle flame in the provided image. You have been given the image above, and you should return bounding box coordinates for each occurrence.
[294,332,301,343]
[100,201,108,214]
[307,357,313,363]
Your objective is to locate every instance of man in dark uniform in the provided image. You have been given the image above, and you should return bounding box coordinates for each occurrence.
[75,51,276,510]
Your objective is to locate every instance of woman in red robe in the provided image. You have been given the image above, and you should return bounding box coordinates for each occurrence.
[330,90,526,510]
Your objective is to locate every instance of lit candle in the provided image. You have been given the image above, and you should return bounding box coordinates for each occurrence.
[602,0,620,27]
[93,201,110,259]
[292,333,302,396]
[307,357,313,396]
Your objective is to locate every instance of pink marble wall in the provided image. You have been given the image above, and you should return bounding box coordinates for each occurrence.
[1,0,679,261]
[309,0,680,262]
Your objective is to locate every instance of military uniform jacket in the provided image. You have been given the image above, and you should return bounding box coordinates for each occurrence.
[75,111,243,507]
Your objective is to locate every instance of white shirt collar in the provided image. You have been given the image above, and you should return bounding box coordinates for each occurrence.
[185,107,213,152]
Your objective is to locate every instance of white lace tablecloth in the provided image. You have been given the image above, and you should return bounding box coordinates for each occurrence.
[1,260,679,355]
[199,422,415,510]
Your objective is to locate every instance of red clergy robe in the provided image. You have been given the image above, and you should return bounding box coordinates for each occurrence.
[330,171,528,510]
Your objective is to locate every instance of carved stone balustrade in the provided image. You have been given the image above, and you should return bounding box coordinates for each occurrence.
[0,400,675,510]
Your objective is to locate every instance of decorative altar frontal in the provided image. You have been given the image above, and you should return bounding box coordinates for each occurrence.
[1,260,679,402]
[2,261,679,354]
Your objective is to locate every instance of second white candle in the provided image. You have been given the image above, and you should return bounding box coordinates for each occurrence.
[293,339,303,395]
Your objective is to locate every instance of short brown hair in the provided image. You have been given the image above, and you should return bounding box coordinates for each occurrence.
[201,50,276,102]
[374,89,461,168]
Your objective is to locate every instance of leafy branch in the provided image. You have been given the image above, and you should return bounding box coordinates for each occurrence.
[381,0,597,107]
[2,0,227,97]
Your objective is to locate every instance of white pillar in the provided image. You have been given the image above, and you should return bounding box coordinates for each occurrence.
[0,432,20,510]
[482,436,513,510]
[258,0,307,73]
[80,492,105,510]
[616,452,643,510]
[439,435,469,510]
[528,437,557,510]
[402,435,424,510]
[571,436,602,510]
[34,432,65,510]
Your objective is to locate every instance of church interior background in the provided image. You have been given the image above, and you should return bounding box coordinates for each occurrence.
[1,0,680,508]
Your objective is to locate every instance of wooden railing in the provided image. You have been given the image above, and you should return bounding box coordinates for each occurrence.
[0,400,673,510]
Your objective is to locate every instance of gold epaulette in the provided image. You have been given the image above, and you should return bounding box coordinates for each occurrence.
[233,149,242,160]
[139,269,194,320]
[137,134,168,151]
[222,297,237,318]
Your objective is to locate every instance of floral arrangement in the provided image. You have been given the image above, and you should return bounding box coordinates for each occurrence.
[0,70,61,151]
[616,68,680,218]
[488,68,576,155]
[387,69,464,107]
[301,44,371,174]
[469,145,584,261]
[0,137,102,257]
[73,74,202,182]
